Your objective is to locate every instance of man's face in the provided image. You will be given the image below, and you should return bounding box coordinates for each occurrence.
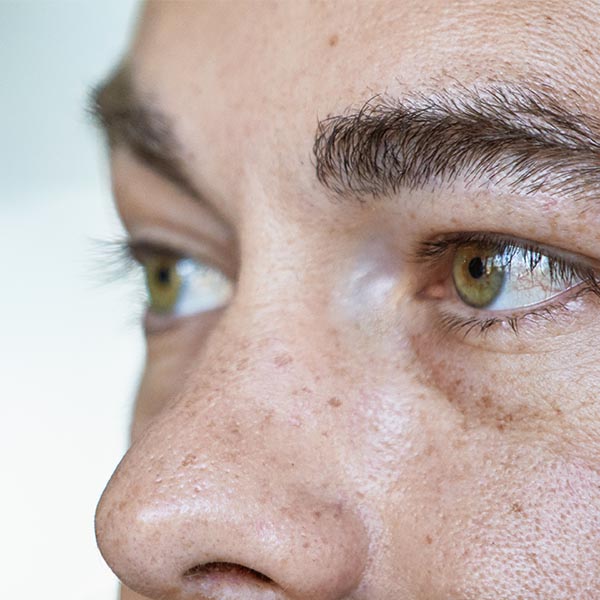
[95,1,600,598]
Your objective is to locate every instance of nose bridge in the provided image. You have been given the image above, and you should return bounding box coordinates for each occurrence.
[96,301,368,599]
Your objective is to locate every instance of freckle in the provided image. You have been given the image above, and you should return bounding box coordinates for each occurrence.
[303,541,310,548]
[313,511,322,519]
[181,453,196,467]
[328,396,342,408]
[425,534,433,545]
[274,353,293,368]
[301,386,312,393]
[328,33,339,47]
[480,395,493,409]
[511,501,524,515]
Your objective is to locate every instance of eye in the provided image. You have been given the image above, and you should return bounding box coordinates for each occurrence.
[141,252,233,317]
[419,232,600,324]
[451,241,583,311]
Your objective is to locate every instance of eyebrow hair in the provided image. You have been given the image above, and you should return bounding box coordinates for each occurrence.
[313,84,600,202]
[91,70,600,205]
[89,66,199,200]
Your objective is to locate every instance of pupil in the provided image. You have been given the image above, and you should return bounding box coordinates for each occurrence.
[468,257,485,279]
[157,266,171,285]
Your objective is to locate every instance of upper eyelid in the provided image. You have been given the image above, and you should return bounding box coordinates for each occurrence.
[125,237,240,285]
[126,239,184,263]
[415,232,599,269]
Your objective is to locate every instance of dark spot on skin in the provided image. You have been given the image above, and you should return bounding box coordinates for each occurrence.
[425,534,433,545]
[495,411,514,432]
[274,353,293,367]
[328,396,342,407]
[303,541,310,548]
[181,453,196,467]
[313,511,322,519]
[511,501,525,515]
[328,33,339,47]
[480,395,493,409]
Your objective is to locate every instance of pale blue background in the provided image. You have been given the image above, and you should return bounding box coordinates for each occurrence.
[1,2,144,598]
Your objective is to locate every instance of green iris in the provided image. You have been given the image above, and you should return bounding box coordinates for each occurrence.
[144,256,182,313]
[452,244,506,308]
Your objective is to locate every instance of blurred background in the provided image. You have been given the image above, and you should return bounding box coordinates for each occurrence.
[1,2,143,598]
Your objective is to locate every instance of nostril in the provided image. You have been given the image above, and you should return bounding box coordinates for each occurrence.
[182,561,275,586]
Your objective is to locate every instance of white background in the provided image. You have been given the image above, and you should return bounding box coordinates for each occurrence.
[1,2,144,598]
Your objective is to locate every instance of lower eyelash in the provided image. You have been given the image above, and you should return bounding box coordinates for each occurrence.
[436,283,599,338]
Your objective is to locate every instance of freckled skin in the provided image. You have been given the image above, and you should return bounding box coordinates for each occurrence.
[95,1,600,599]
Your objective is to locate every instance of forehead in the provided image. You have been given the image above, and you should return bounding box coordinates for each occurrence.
[124,0,600,216]
[132,0,600,101]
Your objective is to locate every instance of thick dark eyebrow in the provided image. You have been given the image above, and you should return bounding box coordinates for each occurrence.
[91,71,600,204]
[89,66,199,200]
[314,84,600,202]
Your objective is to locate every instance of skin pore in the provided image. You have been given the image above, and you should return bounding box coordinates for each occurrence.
[94,1,600,599]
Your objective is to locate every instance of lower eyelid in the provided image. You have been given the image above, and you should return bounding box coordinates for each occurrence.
[435,280,597,339]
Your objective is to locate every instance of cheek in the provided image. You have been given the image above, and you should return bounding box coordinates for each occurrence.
[434,456,600,598]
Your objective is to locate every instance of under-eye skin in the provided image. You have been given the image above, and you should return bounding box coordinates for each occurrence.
[418,232,600,336]
[128,241,234,325]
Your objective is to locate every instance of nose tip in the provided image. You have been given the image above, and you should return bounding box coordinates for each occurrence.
[95,436,368,600]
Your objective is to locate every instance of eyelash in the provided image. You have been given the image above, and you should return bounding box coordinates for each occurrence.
[416,232,600,337]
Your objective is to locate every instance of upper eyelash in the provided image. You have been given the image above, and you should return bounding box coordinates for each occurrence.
[417,231,597,284]
[89,236,140,285]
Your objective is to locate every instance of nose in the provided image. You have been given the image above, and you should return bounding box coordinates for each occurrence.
[95,320,368,599]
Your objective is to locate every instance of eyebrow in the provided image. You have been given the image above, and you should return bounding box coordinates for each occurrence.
[314,84,600,202]
[90,66,199,200]
[91,69,600,204]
